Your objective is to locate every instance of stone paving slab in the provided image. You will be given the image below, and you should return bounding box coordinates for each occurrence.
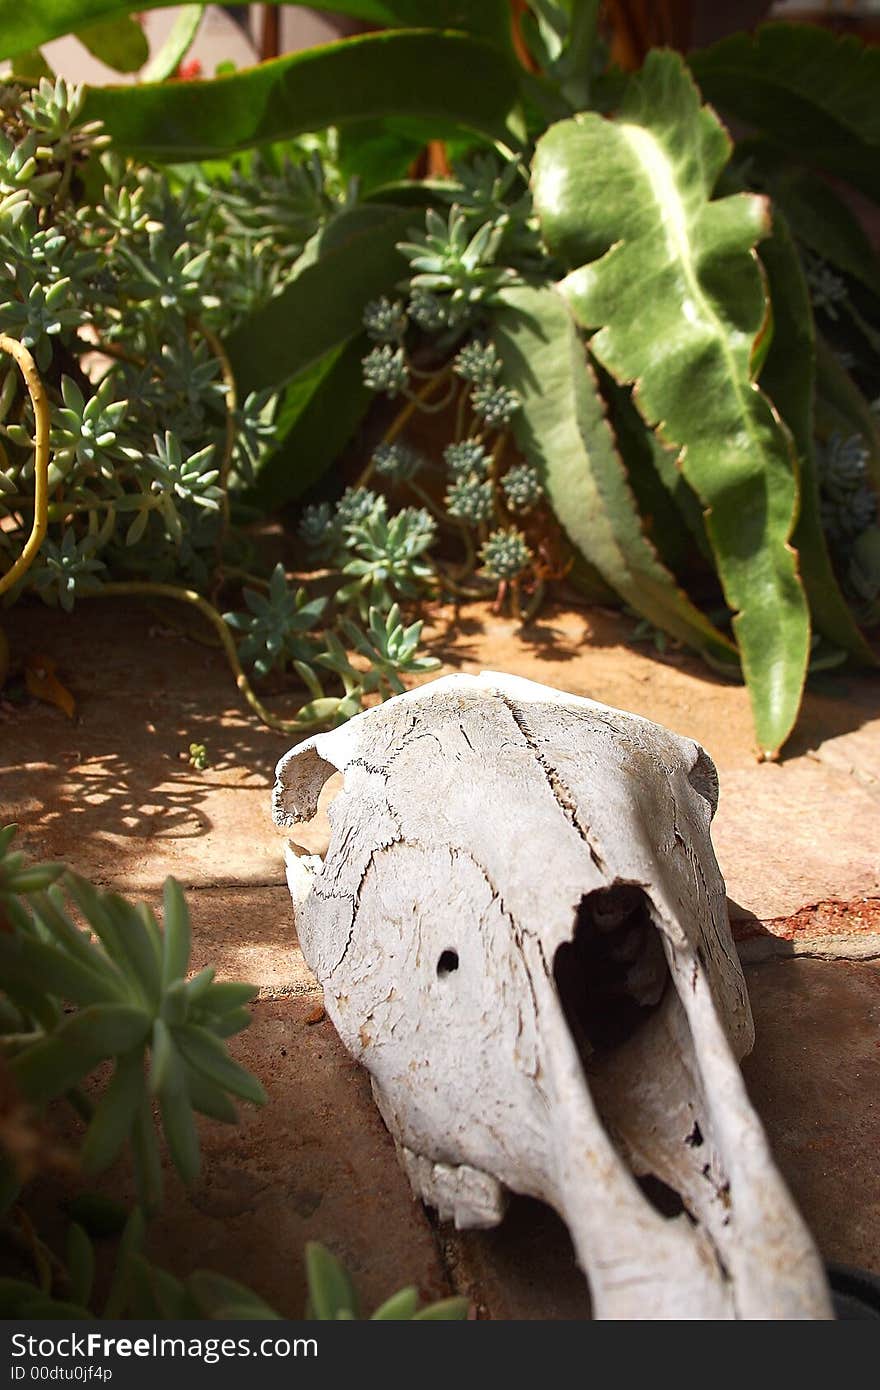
[5,598,880,949]
[3,596,879,1316]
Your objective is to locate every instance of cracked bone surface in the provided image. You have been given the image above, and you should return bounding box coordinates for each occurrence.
[273,672,832,1320]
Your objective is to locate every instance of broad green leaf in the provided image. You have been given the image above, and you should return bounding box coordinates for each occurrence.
[0,1,513,60]
[11,1004,150,1105]
[533,52,810,756]
[81,32,519,163]
[758,212,875,665]
[142,4,204,83]
[226,205,411,396]
[493,285,736,662]
[75,15,149,73]
[689,24,880,203]
[249,338,371,510]
[81,1047,146,1174]
[10,49,53,79]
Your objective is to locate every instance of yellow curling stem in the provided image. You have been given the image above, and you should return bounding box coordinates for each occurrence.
[0,335,50,596]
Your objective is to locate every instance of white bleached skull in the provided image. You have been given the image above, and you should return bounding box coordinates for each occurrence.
[273,672,831,1319]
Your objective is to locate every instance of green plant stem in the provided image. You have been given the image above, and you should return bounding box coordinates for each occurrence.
[195,321,236,499]
[0,336,49,597]
[91,581,332,736]
[520,578,546,625]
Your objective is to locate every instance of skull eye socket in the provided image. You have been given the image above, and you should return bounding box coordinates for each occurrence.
[437,949,459,977]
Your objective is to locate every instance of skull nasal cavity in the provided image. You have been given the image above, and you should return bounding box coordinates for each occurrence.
[553,885,669,1054]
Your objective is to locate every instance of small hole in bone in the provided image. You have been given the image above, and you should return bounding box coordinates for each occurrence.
[636,1173,693,1223]
[437,949,459,977]
[286,771,345,859]
[685,1122,704,1148]
[554,884,669,1054]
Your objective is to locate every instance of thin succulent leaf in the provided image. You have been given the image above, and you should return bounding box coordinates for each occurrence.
[129,1256,191,1320]
[65,1193,128,1239]
[149,1017,176,1095]
[1,1,513,59]
[10,1005,150,1105]
[74,14,148,72]
[81,1047,146,1175]
[534,52,810,755]
[142,4,204,83]
[0,934,127,1008]
[759,212,875,664]
[173,1023,267,1106]
[226,208,412,395]
[305,1242,359,1320]
[492,285,736,662]
[161,877,190,990]
[247,339,371,510]
[65,1224,95,1309]
[202,981,259,1013]
[0,1279,53,1318]
[153,1026,200,1185]
[11,1295,90,1318]
[63,875,130,967]
[103,893,162,1007]
[689,23,880,203]
[33,888,114,977]
[82,32,519,162]
[815,333,880,494]
[183,1065,239,1124]
[131,1092,163,1213]
[188,1271,281,1320]
[208,1006,255,1038]
[103,1207,145,1319]
[370,1286,419,1319]
[184,965,215,1005]
[411,1296,471,1320]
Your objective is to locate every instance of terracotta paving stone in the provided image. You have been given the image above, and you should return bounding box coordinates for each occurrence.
[3,595,879,1315]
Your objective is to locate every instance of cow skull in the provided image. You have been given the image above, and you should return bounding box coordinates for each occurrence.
[273,672,832,1320]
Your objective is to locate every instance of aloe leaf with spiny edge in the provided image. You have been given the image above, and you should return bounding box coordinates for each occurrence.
[493,283,737,665]
[531,50,810,757]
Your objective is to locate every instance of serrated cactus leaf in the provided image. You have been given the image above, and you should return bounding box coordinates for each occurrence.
[533,51,811,756]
